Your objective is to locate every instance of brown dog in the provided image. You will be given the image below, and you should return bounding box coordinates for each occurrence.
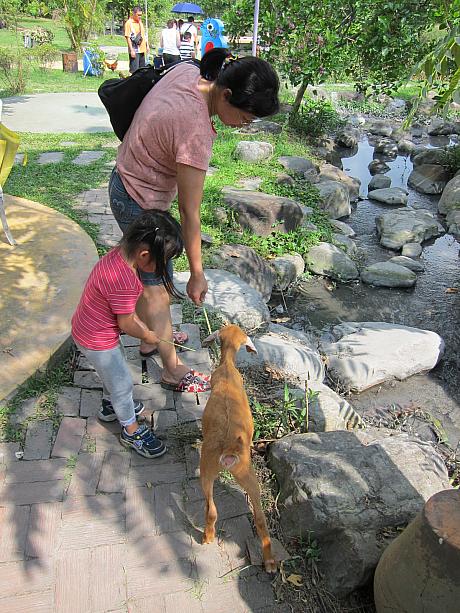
[200,325,276,573]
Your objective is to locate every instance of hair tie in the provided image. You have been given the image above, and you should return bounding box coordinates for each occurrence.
[220,54,238,72]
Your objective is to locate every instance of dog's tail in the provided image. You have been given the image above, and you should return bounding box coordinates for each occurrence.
[219,435,245,469]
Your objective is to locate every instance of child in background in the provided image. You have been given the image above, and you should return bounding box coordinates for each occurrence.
[71,210,183,459]
[179,31,195,60]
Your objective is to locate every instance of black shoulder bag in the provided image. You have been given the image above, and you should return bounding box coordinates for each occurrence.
[98,59,200,141]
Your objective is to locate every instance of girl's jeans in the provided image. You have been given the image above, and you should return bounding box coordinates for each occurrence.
[75,342,136,427]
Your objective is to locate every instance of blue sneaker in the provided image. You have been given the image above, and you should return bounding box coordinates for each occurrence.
[120,423,166,458]
[98,398,144,422]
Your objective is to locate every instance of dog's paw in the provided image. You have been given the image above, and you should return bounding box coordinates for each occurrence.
[264,558,277,573]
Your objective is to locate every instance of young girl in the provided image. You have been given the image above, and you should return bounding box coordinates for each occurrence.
[71,210,188,459]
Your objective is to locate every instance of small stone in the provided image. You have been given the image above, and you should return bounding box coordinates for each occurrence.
[368,175,391,192]
[402,243,423,257]
[368,159,390,175]
[234,141,273,163]
[72,151,104,166]
[38,152,64,165]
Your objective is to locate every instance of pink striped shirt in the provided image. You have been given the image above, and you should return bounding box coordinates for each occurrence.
[72,248,143,350]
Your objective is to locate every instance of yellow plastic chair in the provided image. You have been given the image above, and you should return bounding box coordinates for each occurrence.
[0,110,20,246]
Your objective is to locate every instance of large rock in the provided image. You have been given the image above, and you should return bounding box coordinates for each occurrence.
[376,209,444,249]
[407,164,451,194]
[446,209,460,237]
[234,140,273,163]
[332,233,358,257]
[268,430,450,596]
[397,139,415,155]
[361,262,416,287]
[319,322,444,392]
[316,181,351,219]
[298,381,362,432]
[306,242,359,281]
[438,174,460,216]
[412,148,447,167]
[368,159,390,175]
[278,155,317,176]
[174,269,270,331]
[428,118,460,136]
[402,242,423,257]
[210,244,274,302]
[222,188,303,236]
[388,255,425,272]
[318,164,361,202]
[368,174,391,192]
[330,219,356,237]
[240,120,282,135]
[236,328,324,382]
[270,253,305,291]
[369,121,393,137]
[336,129,358,148]
[374,138,398,157]
[368,187,408,206]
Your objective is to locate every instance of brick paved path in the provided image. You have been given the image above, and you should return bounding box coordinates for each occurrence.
[0,186,280,612]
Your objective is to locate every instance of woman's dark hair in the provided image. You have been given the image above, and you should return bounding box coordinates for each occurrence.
[200,48,279,117]
[121,210,184,298]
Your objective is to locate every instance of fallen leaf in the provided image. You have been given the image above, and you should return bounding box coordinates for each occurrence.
[146,482,152,489]
[286,573,303,587]
[445,287,459,294]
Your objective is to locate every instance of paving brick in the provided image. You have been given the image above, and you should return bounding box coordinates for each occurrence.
[54,548,91,612]
[62,492,124,522]
[73,370,102,389]
[151,409,177,436]
[26,502,62,559]
[192,539,232,583]
[132,384,175,408]
[127,557,195,599]
[0,559,53,597]
[90,544,128,612]
[10,396,39,426]
[164,589,203,613]
[58,515,126,550]
[125,485,156,541]
[86,416,121,452]
[0,505,30,562]
[170,303,183,325]
[1,480,65,506]
[237,566,276,609]
[0,590,54,612]
[76,354,95,370]
[72,150,104,165]
[121,334,141,347]
[126,531,192,566]
[182,482,249,527]
[175,392,209,423]
[5,458,67,483]
[128,461,186,487]
[179,323,202,350]
[23,420,53,460]
[146,359,163,384]
[180,349,211,369]
[184,444,201,479]
[55,387,81,417]
[79,388,102,418]
[200,578,246,613]
[154,483,185,535]
[66,452,104,497]
[127,596,166,613]
[0,442,20,465]
[51,417,86,458]
[97,450,130,493]
[247,536,290,568]
[217,515,253,568]
[126,360,143,385]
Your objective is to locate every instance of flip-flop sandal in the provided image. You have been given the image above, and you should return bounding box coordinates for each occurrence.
[161,369,211,393]
[140,331,189,358]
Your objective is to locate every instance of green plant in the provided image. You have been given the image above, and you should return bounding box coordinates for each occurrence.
[445,145,460,174]
[251,382,319,441]
[62,0,106,51]
[27,42,60,70]
[289,98,345,138]
[0,47,29,94]
[23,26,55,45]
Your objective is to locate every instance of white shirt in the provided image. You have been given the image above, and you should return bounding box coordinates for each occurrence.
[161,28,180,55]
[180,23,198,40]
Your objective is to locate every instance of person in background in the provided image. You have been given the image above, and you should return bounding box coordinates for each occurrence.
[160,19,181,66]
[124,5,149,74]
[180,16,198,45]
[178,18,184,32]
[179,31,195,60]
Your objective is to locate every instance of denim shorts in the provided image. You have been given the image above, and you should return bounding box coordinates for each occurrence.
[109,168,173,286]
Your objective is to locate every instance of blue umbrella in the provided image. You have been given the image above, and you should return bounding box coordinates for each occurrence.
[171,2,204,14]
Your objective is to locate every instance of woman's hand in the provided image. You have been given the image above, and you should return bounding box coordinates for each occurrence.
[187,271,208,305]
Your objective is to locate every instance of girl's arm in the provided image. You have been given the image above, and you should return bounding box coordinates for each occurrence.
[117,312,159,345]
[176,162,208,305]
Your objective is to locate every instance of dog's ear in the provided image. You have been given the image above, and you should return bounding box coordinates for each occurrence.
[245,335,258,354]
[202,329,220,346]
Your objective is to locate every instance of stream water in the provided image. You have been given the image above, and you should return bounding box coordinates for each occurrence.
[282,134,460,446]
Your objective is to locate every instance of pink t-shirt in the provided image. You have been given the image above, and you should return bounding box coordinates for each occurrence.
[72,248,143,350]
[117,63,216,210]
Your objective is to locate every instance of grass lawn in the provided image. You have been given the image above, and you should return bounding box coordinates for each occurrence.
[0,67,107,96]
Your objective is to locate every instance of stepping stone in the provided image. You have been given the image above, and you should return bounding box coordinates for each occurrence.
[72,150,104,165]
[14,153,25,165]
[79,389,102,418]
[37,152,64,164]
[56,387,81,417]
[23,420,54,460]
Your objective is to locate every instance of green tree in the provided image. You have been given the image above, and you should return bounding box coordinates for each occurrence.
[62,0,107,51]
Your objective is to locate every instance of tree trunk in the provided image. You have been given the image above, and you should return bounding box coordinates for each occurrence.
[291,80,309,117]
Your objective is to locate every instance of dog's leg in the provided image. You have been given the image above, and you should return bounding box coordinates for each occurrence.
[200,447,220,544]
[232,461,277,573]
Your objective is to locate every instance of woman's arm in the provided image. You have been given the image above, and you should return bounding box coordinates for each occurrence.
[176,162,208,304]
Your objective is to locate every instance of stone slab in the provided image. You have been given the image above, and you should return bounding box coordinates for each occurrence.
[79,388,102,417]
[5,457,67,483]
[1,479,65,505]
[37,151,64,164]
[97,450,131,493]
[66,452,104,497]
[56,386,81,417]
[51,417,86,458]
[26,501,62,559]
[0,505,30,562]
[72,150,105,165]
[23,419,54,460]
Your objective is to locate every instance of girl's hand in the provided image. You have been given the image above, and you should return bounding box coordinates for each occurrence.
[187,272,208,305]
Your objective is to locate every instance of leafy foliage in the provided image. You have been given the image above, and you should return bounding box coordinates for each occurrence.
[62,0,106,51]
[0,47,29,94]
[289,98,345,138]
